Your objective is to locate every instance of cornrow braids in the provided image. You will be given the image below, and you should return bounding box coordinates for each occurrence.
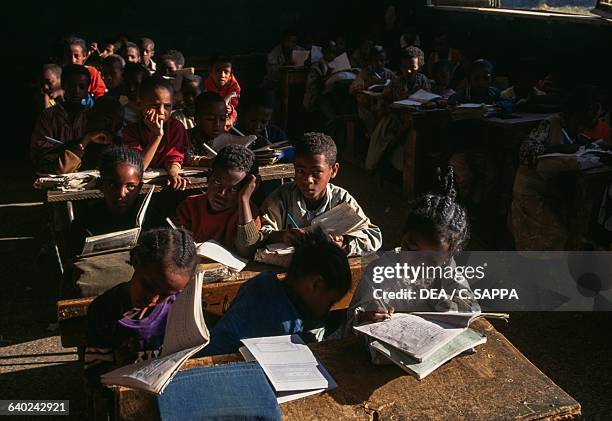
[212,144,256,174]
[295,132,337,166]
[130,227,198,276]
[403,167,469,255]
[99,146,144,182]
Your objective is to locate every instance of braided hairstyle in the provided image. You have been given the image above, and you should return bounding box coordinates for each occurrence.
[403,167,469,255]
[130,227,198,277]
[287,228,351,295]
[212,144,256,174]
[99,146,144,182]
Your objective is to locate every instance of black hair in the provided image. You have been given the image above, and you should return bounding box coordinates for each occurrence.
[64,36,87,53]
[194,91,225,115]
[102,54,125,69]
[160,50,185,68]
[210,53,232,67]
[138,76,174,99]
[130,227,198,276]
[87,96,125,134]
[432,60,452,76]
[401,46,425,66]
[281,28,298,39]
[237,89,275,114]
[124,62,150,80]
[295,132,337,166]
[369,45,386,61]
[138,37,155,50]
[212,144,256,175]
[61,64,91,85]
[403,167,469,255]
[42,63,62,79]
[470,59,494,76]
[124,42,140,55]
[181,74,203,90]
[99,146,144,181]
[287,228,351,295]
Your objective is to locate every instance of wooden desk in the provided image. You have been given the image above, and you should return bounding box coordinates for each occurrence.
[279,66,308,132]
[113,320,581,420]
[57,257,365,348]
[46,163,295,203]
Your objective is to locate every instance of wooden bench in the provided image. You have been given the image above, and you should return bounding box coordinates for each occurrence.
[57,257,366,349]
[111,319,581,420]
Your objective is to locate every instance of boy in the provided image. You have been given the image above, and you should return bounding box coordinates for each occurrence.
[158,50,185,76]
[31,64,91,172]
[203,229,351,355]
[101,55,126,98]
[138,37,156,74]
[63,36,107,98]
[123,62,150,123]
[172,74,202,130]
[263,29,303,88]
[204,54,241,128]
[449,59,499,105]
[184,92,227,166]
[236,90,288,148]
[39,64,63,110]
[388,46,431,101]
[123,77,189,190]
[175,144,261,257]
[260,132,382,256]
[122,42,141,64]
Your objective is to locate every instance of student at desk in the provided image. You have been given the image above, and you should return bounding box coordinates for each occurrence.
[203,229,351,355]
[262,28,303,89]
[235,90,289,149]
[184,92,227,167]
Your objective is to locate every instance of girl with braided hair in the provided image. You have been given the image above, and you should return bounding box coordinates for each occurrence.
[85,227,198,383]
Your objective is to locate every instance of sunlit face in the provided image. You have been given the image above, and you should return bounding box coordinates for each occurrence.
[240,106,273,136]
[125,47,140,63]
[401,57,420,79]
[207,167,247,212]
[141,42,155,66]
[41,69,61,94]
[140,87,173,121]
[213,63,232,87]
[62,74,89,106]
[294,153,339,205]
[101,62,123,89]
[196,101,227,139]
[102,43,115,56]
[66,44,86,65]
[102,163,142,215]
[132,263,191,307]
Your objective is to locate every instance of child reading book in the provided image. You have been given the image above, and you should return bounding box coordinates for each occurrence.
[260,132,382,255]
[204,53,241,129]
[236,90,289,148]
[184,92,227,166]
[174,144,261,258]
[84,227,198,382]
[203,229,351,355]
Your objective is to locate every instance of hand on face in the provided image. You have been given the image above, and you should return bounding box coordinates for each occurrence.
[238,173,258,202]
[144,109,164,138]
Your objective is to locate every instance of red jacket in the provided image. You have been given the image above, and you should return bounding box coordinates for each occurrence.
[204,74,241,126]
[86,66,107,98]
[123,118,187,169]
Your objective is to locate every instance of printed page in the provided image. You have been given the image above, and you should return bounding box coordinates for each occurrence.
[81,228,139,255]
[409,89,441,103]
[209,134,257,152]
[311,202,367,237]
[354,313,465,362]
[196,240,248,271]
[162,274,209,356]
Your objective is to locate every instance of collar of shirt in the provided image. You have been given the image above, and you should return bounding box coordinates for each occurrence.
[292,183,332,225]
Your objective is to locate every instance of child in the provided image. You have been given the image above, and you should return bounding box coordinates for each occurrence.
[427,29,462,79]
[203,229,351,355]
[101,55,126,98]
[430,60,456,100]
[449,59,499,105]
[63,36,107,98]
[172,74,202,130]
[157,50,185,76]
[31,64,91,172]
[236,90,288,148]
[204,54,241,129]
[122,42,140,63]
[99,39,117,59]
[184,92,227,167]
[175,144,261,257]
[85,227,197,380]
[303,40,338,114]
[349,168,478,329]
[388,46,431,100]
[263,29,303,88]
[39,64,63,110]
[123,62,151,123]
[138,37,156,74]
[68,146,148,256]
[122,77,189,190]
[260,132,382,255]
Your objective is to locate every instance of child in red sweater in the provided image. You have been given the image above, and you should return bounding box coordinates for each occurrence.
[174,144,261,258]
[63,36,107,98]
[204,54,241,129]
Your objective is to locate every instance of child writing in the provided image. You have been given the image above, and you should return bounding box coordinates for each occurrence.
[203,229,351,355]
[85,227,197,381]
[172,74,202,130]
[63,36,107,98]
[123,77,189,190]
[260,132,382,255]
[236,90,289,148]
[184,92,227,167]
[174,144,261,257]
[204,54,241,129]
[101,54,126,99]
[39,64,63,110]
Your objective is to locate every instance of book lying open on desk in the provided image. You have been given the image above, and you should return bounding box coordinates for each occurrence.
[81,187,154,256]
[100,272,209,394]
[195,240,248,272]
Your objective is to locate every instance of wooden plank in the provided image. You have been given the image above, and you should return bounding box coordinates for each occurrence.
[47,163,294,203]
[113,320,581,421]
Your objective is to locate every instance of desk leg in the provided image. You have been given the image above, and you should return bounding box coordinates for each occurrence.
[403,127,417,198]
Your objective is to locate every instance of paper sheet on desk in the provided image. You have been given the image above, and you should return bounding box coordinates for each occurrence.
[196,240,247,271]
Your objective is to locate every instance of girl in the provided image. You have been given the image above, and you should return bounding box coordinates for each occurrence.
[122,77,189,190]
[84,227,198,381]
[203,229,351,355]
[349,168,478,326]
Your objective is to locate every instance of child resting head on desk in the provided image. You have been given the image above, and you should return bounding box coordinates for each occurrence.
[349,167,478,327]
[174,144,262,258]
[202,228,351,355]
[122,76,190,190]
[84,227,197,382]
[204,53,241,129]
[184,92,228,167]
[260,132,382,256]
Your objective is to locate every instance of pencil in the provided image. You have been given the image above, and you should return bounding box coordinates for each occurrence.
[44,136,63,145]
[201,142,218,157]
[286,211,300,229]
[166,218,177,229]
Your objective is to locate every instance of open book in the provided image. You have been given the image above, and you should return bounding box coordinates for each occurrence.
[81,187,154,256]
[240,335,336,403]
[311,202,369,239]
[100,272,210,394]
[208,133,257,152]
[196,240,248,272]
[408,89,441,104]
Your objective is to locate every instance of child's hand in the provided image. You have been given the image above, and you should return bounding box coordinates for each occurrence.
[330,234,347,250]
[282,228,306,244]
[238,174,258,202]
[358,305,394,324]
[167,173,190,190]
[144,109,164,138]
